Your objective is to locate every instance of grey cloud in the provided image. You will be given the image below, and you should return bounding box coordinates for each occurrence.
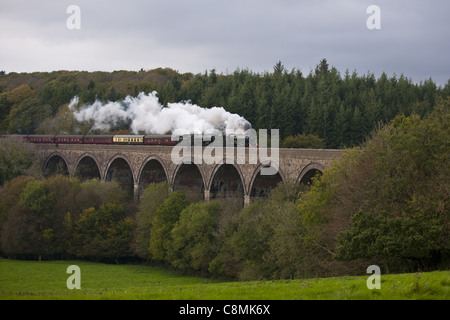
[0,0,449,85]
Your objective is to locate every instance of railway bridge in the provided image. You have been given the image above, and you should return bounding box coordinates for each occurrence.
[33,143,343,206]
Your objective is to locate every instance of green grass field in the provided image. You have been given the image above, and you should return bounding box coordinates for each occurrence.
[0,259,448,300]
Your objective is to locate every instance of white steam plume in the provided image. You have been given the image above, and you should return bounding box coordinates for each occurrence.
[68,92,251,134]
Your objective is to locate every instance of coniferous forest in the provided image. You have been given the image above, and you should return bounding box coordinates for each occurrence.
[1,59,449,148]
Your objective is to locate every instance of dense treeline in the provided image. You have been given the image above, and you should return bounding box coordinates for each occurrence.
[0,177,136,262]
[134,97,449,278]
[0,100,448,278]
[1,60,449,148]
[0,136,37,185]
[297,99,449,274]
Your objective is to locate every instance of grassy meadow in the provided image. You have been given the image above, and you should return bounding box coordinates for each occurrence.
[0,259,448,300]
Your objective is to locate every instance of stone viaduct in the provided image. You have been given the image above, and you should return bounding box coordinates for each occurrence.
[33,143,343,206]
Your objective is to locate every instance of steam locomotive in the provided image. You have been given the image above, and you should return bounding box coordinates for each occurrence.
[21,134,254,147]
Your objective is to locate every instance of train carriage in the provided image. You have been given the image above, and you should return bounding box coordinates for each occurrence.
[22,133,256,147]
[26,135,55,143]
[143,135,177,146]
[83,135,113,144]
[55,135,83,144]
[112,135,144,144]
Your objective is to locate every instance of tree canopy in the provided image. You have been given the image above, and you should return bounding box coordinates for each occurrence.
[297,98,449,272]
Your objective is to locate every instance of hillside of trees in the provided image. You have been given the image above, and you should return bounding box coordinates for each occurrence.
[0,59,450,280]
[1,59,449,148]
[0,99,448,278]
[0,61,448,279]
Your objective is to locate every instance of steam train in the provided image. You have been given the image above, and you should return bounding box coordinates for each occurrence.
[19,134,254,147]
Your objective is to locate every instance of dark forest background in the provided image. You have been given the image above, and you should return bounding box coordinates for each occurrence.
[1,59,449,148]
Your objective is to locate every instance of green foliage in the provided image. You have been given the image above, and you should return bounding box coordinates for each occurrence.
[134,182,171,260]
[210,181,312,280]
[69,204,135,261]
[0,175,133,260]
[148,191,189,262]
[75,178,128,208]
[168,201,223,272]
[297,99,450,272]
[0,176,38,257]
[336,210,444,261]
[228,201,274,280]
[2,176,82,258]
[8,98,50,134]
[0,136,36,185]
[282,133,326,149]
[19,180,47,214]
[36,103,78,135]
[0,176,35,224]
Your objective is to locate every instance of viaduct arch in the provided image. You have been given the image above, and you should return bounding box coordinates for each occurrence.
[44,152,69,177]
[74,154,102,181]
[137,156,168,198]
[208,161,245,205]
[297,162,325,186]
[172,162,206,202]
[248,162,284,200]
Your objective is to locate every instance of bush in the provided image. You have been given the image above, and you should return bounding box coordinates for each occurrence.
[67,203,135,262]
[211,181,309,280]
[134,182,171,260]
[148,191,189,262]
[168,201,223,273]
[0,136,37,185]
[282,133,326,149]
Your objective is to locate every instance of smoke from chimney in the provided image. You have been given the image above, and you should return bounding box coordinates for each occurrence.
[68,92,252,135]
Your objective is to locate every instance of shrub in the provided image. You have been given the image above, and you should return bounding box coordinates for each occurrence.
[134,182,171,260]
[148,191,189,262]
[168,201,223,273]
[68,203,135,262]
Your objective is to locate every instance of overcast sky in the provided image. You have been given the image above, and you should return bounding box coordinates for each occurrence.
[1,0,449,85]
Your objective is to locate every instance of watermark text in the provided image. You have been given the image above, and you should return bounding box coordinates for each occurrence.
[66,265,81,289]
[66,5,81,30]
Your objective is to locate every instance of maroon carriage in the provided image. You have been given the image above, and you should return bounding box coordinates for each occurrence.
[55,135,84,144]
[144,135,177,146]
[26,135,56,143]
[83,135,113,144]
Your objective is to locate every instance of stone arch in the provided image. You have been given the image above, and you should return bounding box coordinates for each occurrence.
[297,162,325,186]
[137,156,168,198]
[105,155,135,197]
[209,162,245,205]
[172,160,206,202]
[44,152,70,177]
[74,154,102,181]
[248,162,284,201]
